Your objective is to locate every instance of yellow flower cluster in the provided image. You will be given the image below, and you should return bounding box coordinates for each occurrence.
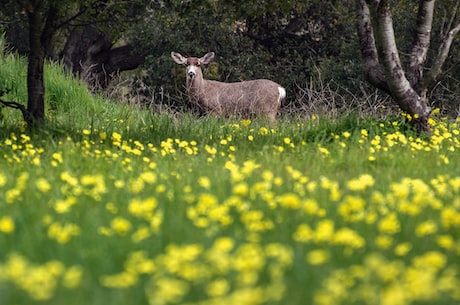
[315,252,460,305]
[0,254,82,301]
[0,118,459,304]
[102,239,292,305]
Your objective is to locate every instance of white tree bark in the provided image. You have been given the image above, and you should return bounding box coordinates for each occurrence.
[375,0,431,117]
[355,0,390,93]
[407,0,435,88]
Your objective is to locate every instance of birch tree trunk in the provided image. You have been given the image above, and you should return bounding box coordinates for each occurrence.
[355,0,460,133]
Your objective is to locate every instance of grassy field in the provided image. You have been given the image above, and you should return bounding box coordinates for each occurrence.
[1,38,460,305]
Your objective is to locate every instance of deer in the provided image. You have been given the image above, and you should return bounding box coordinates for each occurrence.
[171,52,285,121]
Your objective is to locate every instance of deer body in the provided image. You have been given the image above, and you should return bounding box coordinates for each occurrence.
[172,52,285,120]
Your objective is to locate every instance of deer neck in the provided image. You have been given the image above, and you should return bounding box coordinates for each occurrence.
[186,70,205,100]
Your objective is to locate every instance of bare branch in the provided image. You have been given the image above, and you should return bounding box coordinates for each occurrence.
[53,7,89,31]
[424,22,460,87]
[0,99,32,122]
[444,0,460,36]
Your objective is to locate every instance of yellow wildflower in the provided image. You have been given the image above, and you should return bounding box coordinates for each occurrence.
[303,199,320,215]
[376,235,393,249]
[110,217,132,235]
[415,220,437,237]
[413,251,446,270]
[441,207,460,229]
[47,222,80,244]
[278,193,301,209]
[198,176,211,189]
[206,278,230,297]
[306,249,329,265]
[140,171,157,184]
[259,127,269,135]
[333,228,365,249]
[318,145,330,157]
[146,278,189,305]
[129,197,157,218]
[346,174,375,191]
[63,266,83,288]
[394,242,412,256]
[233,182,249,196]
[100,271,138,288]
[0,173,7,187]
[213,237,235,252]
[99,131,107,140]
[338,195,366,222]
[293,224,314,243]
[0,216,15,233]
[111,132,122,146]
[315,220,335,242]
[36,177,52,192]
[378,213,401,234]
[436,235,454,250]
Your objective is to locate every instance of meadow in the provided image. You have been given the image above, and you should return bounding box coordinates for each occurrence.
[1,39,460,305]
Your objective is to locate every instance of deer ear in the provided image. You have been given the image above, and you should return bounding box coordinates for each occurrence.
[171,52,187,65]
[199,52,215,65]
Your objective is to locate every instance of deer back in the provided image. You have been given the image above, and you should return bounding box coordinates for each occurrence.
[199,79,282,119]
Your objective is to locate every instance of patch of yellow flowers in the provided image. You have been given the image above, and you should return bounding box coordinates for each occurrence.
[0,117,459,304]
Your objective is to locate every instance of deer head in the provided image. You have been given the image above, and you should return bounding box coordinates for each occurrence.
[171,52,215,80]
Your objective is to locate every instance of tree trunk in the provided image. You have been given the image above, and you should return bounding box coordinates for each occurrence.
[62,26,145,90]
[375,0,431,132]
[356,0,432,133]
[26,5,46,126]
[357,0,460,132]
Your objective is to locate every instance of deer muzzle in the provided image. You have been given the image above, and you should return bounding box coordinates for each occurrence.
[187,70,196,79]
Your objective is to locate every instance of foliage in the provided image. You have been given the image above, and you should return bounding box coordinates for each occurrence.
[0,0,148,55]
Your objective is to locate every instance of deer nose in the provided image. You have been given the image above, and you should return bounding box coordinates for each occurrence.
[187,70,196,78]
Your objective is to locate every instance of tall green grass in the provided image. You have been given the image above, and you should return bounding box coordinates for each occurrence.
[0,35,153,135]
[1,35,459,305]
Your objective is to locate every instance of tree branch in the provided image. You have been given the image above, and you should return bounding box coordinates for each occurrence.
[0,99,32,122]
[442,0,459,37]
[424,21,460,88]
[407,0,435,88]
[53,7,89,32]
